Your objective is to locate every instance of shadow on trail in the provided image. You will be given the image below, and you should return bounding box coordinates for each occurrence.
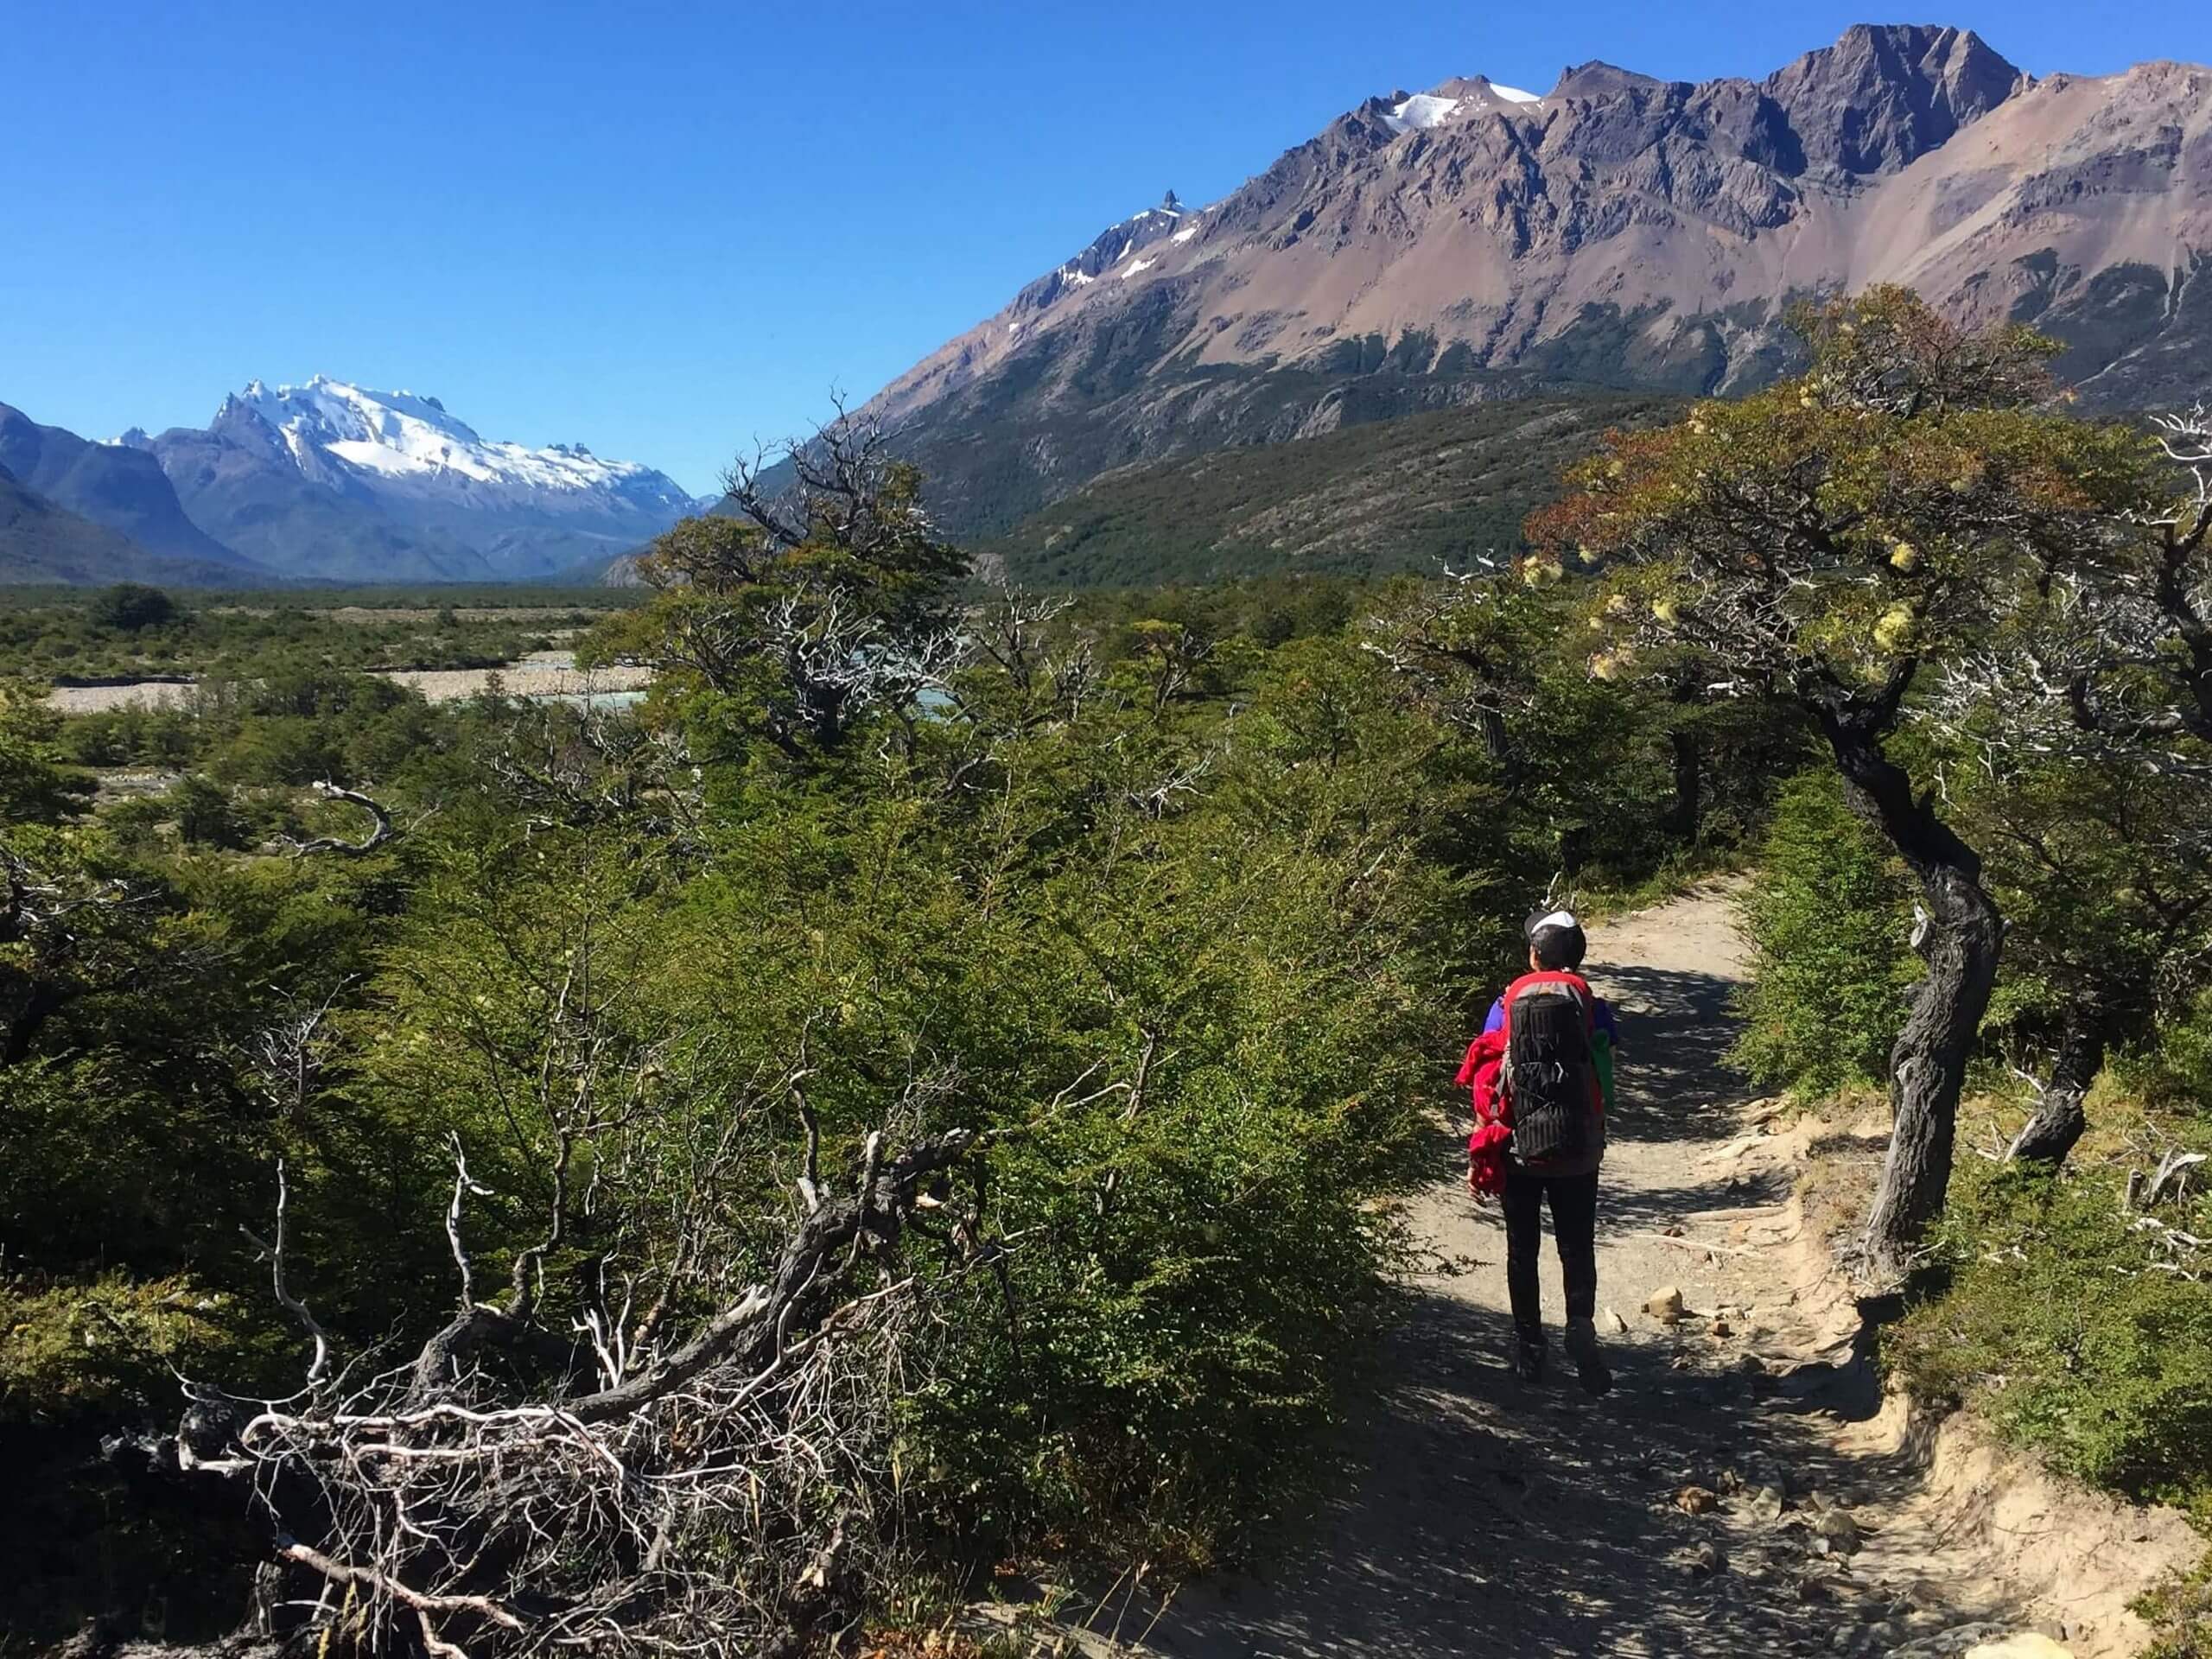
[1594,1166,1794,1239]
[1134,1283,1985,1659]
[1089,918,1996,1657]
[1590,963,1755,1145]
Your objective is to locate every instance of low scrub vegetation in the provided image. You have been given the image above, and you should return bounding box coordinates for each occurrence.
[985,395,1675,588]
[0,425,1795,1653]
[9,288,2211,1653]
[1888,1089,2212,1518]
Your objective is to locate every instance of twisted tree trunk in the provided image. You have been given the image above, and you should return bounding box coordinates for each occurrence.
[1817,683,2004,1280]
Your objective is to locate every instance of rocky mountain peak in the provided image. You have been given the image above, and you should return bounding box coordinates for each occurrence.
[1763,22,2025,175]
[1008,192,1201,318]
[207,391,292,464]
[1548,60,1669,102]
[861,22,2211,537]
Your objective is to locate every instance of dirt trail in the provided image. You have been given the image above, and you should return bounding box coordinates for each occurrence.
[1037,884,2184,1659]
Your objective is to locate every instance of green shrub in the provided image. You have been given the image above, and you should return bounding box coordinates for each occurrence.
[2133,988,2212,1115]
[86,582,179,633]
[1890,1146,2212,1516]
[1732,771,1916,1094]
[0,1274,242,1423]
[168,773,250,848]
[2138,1558,2212,1659]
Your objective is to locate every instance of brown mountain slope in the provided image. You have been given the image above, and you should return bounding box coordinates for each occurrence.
[861,24,2212,539]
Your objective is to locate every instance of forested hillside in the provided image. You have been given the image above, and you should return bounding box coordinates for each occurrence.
[2,291,2208,1657]
[986,395,1675,588]
[0,468,245,588]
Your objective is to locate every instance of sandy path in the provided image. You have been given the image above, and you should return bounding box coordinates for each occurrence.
[1048,884,2113,1659]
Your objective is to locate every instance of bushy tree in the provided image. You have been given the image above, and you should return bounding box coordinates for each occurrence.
[601,415,969,762]
[1948,747,2212,1164]
[1537,287,2148,1273]
[1733,772,1916,1096]
[0,681,94,824]
[87,582,179,632]
[1927,401,2212,1162]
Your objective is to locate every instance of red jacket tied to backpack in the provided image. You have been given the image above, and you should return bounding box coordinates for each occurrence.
[1456,969,1607,1193]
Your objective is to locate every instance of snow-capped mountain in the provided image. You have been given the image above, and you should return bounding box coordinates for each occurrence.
[132,378,697,582]
[219,376,695,521]
[861,24,2212,540]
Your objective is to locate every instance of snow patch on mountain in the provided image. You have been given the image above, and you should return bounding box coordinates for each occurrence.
[1385,93,1463,132]
[1382,79,1543,132]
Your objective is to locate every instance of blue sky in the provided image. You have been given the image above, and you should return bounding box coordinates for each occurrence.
[7,1,2209,494]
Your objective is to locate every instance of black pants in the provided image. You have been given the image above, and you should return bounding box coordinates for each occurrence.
[1502,1165,1599,1343]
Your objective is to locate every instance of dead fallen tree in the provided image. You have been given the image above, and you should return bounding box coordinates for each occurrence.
[181,1111,981,1658]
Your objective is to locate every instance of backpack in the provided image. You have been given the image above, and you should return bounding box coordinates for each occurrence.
[1503,974,1599,1166]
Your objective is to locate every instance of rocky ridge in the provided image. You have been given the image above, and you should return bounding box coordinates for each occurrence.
[857,24,2212,538]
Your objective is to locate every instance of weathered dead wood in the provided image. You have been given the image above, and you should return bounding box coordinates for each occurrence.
[283,783,396,857]
[185,1103,983,1659]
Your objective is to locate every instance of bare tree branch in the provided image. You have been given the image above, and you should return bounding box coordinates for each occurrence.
[183,1064,987,1659]
[284,782,397,858]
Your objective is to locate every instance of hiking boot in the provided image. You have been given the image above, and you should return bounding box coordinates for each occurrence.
[1512,1337,1547,1382]
[1564,1317,1612,1395]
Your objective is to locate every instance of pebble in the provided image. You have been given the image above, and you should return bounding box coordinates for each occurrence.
[1743,1484,1786,1522]
[1673,1541,1726,1579]
[1814,1509,1861,1555]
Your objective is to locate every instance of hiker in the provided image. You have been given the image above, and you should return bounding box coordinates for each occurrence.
[1455,908,1618,1393]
